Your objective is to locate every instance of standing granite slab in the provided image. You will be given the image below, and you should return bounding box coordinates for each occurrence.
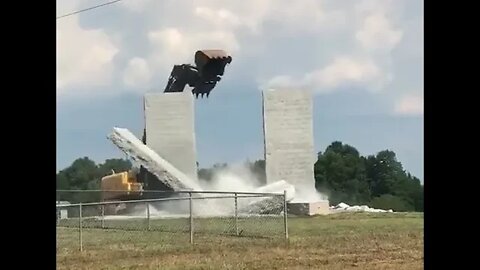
[262,89,316,195]
[144,92,198,181]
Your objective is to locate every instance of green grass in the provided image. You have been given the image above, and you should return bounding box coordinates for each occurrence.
[57,212,423,269]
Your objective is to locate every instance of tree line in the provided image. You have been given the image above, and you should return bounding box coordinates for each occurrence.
[57,141,423,212]
[313,141,423,212]
[56,158,132,203]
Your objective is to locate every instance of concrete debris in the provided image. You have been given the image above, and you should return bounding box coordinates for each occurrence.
[254,180,295,200]
[336,202,350,209]
[238,180,295,215]
[331,202,394,213]
[240,196,285,215]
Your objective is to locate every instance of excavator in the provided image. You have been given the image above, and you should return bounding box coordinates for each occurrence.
[164,50,232,98]
[101,50,232,211]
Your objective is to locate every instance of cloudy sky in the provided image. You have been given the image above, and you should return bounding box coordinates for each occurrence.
[56,0,423,180]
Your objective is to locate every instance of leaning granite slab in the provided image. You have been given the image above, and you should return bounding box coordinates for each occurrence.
[107,127,202,191]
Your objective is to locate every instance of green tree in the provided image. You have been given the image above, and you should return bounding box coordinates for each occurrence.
[370,194,410,212]
[56,157,98,190]
[56,173,69,191]
[97,158,132,177]
[198,168,214,181]
[364,150,423,211]
[197,163,229,182]
[314,143,423,212]
[56,157,132,203]
[365,150,404,197]
[249,159,266,186]
[314,142,371,205]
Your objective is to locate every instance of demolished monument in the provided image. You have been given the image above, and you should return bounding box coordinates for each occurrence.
[106,87,329,216]
[108,127,295,216]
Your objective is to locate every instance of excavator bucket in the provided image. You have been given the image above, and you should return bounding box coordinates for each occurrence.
[195,50,232,79]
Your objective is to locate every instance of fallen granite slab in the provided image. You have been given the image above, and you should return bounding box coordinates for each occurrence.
[107,127,202,191]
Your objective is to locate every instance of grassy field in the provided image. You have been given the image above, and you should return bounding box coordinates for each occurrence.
[56,212,423,270]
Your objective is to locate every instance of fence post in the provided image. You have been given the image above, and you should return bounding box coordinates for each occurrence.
[101,204,105,229]
[283,190,288,243]
[189,192,193,244]
[56,191,60,226]
[79,203,83,252]
[146,202,151,231]
[234,192,238,236]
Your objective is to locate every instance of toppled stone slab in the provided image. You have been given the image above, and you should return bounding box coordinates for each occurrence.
[107,127,202,191]
[288,201,330,216]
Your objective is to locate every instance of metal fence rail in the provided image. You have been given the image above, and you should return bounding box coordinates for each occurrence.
[56,190,288,253]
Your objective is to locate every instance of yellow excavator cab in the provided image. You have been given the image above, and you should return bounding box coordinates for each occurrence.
[101,170,143,201]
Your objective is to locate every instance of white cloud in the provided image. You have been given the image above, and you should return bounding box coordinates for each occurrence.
[261,0,403,95]
[56,0,80,17]
[266,0,345,33]
[394,94,423,116]
[194,7,243,29]
[56,0,421,108]
[119,0,154,12]
[264,75,298,90]
[355,13,403,51]
[265,56,385,94]
[191,0,346,35]
[56,16,118,97]
[147,27,239,73]
[123,57,152,88]
[307,56,382,90]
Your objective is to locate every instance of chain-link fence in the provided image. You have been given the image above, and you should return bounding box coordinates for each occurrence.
[56,190,288,253]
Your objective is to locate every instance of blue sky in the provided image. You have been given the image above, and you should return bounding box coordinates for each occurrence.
[57,0,423,180]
